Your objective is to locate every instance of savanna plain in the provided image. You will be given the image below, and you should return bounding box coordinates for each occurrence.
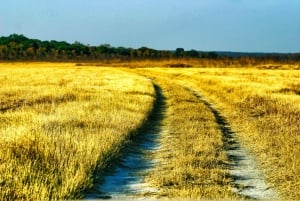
[0,62,299,200]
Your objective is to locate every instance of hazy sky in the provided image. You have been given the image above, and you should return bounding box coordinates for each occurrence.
[1,0,300,52]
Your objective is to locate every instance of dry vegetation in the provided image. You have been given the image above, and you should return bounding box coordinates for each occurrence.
[75,59,300,69]
[0,63,155,200]
[1,62,299,200]
[135,66,300,200]
[133,70,239,199]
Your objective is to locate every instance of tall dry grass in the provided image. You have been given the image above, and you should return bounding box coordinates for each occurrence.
[133,69,238,199]
[2,62,299,200]
[137,67,300,200]
[0,63,156,200]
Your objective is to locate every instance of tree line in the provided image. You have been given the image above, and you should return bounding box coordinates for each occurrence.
[0,34,299,63]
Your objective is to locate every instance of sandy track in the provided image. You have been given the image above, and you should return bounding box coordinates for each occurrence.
[187,87,279,200]
[86,80,278,200]
[85,85,165,200]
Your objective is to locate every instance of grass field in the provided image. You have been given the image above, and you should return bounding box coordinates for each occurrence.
[131,69,238,199]
[0,63,155,200]
[0,62,299,200]
[133,66,300,200]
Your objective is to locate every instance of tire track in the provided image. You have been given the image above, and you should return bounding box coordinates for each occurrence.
[186,87,279,200]
[85,84,166,200]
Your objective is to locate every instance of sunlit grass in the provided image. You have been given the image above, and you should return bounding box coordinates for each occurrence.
[136,67,300,200]
[1,62,299,200]
[133,70,238,199]
[0,63,156,200]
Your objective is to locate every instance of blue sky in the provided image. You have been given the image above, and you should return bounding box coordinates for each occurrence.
[1,0,300,52]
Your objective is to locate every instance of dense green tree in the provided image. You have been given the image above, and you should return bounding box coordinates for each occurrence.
[185,49,199,58]
[0,34,299,63]
[175,48,185,57]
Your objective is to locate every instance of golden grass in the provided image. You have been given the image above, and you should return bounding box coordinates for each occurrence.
[133,70,238,199]
[74,59,300,69]
[0,63,156,200]
[1,62,299,200]
[135,67,300,200]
